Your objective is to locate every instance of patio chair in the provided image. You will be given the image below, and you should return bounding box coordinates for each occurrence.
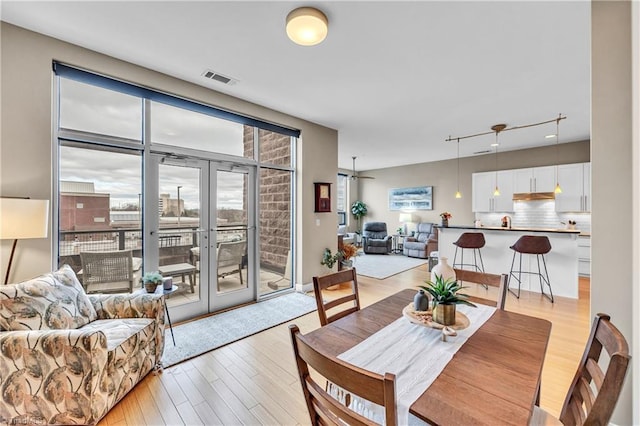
[217,240,246,288]
[80,249,135,293]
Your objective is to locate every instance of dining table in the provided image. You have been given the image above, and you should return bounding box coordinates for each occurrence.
[303,288,552,425]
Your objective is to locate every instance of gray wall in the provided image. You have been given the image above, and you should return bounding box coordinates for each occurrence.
[358,141,589,229]
[0,22,338,286]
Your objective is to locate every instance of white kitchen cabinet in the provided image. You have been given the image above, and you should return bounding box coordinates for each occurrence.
[513,166,556,193]
[472,172,494,212]
[472,170,514,212]
[555,162,591,212]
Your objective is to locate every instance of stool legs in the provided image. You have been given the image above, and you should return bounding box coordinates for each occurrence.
[454,247,487,288]
[508,252,554,303]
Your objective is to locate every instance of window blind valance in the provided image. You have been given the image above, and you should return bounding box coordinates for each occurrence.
[53,62,301,138]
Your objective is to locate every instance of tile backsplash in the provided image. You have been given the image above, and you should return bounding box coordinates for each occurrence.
[476,200,591,233]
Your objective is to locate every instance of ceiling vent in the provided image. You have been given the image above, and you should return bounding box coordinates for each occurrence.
[473,149,492,155]
[202,69,237,85]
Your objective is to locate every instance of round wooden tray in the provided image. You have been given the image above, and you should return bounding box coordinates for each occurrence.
[402,303,470,331]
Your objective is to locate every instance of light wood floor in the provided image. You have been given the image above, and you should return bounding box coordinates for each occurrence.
[99,264,590,425]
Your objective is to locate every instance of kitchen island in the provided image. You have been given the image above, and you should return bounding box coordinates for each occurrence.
[437,225,580,299]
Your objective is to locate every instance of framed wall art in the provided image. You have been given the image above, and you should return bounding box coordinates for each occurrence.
[388,186,433,211]
[314,182,331,212]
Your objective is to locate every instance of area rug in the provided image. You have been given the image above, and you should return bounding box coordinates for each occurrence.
[353,253,427,279]
[162,291,317,367]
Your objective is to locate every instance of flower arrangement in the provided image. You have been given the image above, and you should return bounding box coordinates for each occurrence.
[341,243,358,260]
[440,212,452,220]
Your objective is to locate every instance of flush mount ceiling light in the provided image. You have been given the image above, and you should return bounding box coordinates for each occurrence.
[286,7,328,46]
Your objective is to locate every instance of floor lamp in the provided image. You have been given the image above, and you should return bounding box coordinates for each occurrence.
[0,198,50,284]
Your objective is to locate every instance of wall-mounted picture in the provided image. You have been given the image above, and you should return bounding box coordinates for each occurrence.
[389,186,433,210]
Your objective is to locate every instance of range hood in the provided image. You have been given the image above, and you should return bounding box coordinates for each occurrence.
[512,192,556,201]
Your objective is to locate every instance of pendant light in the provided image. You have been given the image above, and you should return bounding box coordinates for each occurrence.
[554,113,563,194]
[491,124,506,196]
[455,138,462,198]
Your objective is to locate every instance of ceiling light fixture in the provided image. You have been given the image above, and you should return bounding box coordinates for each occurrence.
[286,7,328,46]
[455,138,462,199]
[491,124,507,196]
[554,113,563,194]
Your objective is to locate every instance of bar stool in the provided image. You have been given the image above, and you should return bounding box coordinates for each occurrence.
[452,232,486,273]
[508,235,554,303]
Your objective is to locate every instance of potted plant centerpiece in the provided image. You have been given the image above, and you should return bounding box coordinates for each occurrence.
[419,274,475,326]
[142,271,163,293]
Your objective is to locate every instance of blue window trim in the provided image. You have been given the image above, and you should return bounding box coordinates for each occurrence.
[53,62,301,138]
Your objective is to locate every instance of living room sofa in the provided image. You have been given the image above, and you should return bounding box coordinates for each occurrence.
[403,223,438,259]
[0,265,165,425]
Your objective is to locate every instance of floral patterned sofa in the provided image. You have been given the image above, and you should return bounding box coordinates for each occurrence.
[0,265,165,425]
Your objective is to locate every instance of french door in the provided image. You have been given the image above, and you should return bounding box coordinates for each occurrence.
[145,154,256,322]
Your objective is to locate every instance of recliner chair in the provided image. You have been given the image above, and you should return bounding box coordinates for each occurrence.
[403,223,438,259]
[362,222,392,254]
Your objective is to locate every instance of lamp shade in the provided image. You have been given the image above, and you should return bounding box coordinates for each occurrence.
[0,198,49,240]
[286,7,328,46]
[399,213,413,223]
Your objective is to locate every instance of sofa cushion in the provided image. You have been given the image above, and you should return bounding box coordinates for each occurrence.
[0,264,97,331]
[81,318,154,351]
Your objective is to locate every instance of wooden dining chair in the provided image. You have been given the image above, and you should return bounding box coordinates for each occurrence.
[289,324,397,426]
[312,268,361,326]
[453,268,508,310]
[531,313,630,426]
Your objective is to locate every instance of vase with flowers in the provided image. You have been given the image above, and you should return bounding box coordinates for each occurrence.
[340,243,358,268]
[142,271,163,293]
[440,211,452,227]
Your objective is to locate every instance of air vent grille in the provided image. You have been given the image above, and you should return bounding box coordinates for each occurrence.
[202,69,237,85]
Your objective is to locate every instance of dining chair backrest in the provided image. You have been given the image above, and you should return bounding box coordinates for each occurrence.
[289,324,397,426]
[453,268,508,310]
[559,313,630,425]
[312,268,361,326]
[80,249,134,293]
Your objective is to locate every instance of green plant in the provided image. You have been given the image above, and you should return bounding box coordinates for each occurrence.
[351,201,368,233]
[419,275,476,310]
[320,248,342,269]
[142,271,163,284]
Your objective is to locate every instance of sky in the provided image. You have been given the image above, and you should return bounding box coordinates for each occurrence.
[59,78,247,211]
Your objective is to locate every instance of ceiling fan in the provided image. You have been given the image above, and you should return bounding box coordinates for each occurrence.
[350,156,374,180]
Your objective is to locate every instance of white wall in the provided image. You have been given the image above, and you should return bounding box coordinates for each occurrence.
[0,22,338,287]
[592,2,634,424]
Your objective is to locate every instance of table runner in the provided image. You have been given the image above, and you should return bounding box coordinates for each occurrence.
[337,303,496,425]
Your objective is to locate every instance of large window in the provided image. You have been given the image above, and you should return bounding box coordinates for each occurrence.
[337,173,348,225]
[150,101,245,156]
[55,64,298,305]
